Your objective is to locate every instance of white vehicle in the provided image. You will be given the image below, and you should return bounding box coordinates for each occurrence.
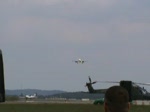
[74,58,86,64]
[25,93,37,99]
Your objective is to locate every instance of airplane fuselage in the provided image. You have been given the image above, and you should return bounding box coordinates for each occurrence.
[25,94,37,99]
[75,59,85,64]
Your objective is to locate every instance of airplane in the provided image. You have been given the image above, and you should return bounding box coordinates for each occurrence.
[25,93,37,99]
[85,76,150,102]
[73,58,86,64]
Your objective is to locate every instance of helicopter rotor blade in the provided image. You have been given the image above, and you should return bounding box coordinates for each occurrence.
[92,81,97,84]
[133,82,150,86]
[89,76,92,83]
[97,81,120,83]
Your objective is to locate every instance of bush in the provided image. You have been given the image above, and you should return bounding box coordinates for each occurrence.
[6,95,19,101]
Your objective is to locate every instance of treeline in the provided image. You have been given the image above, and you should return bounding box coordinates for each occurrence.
[5,92,104,101]
[5,95,19,101]
[47,92,104,100]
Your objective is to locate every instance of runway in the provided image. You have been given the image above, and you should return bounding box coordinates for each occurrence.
[4,99,150,105]
[4,99,94,104]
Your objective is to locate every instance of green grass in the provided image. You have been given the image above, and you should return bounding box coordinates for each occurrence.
[0,103,150,112]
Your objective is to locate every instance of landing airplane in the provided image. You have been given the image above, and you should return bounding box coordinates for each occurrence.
[25,93,37,99]
[74,58,86,64]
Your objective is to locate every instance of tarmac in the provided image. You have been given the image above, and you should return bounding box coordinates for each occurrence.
[3,99,150,105]
[132,100,150,105]
[4,99,94,104]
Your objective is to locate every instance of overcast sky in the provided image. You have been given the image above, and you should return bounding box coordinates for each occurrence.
[0,0,150,92]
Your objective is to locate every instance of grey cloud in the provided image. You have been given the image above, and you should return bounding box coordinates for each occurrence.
[1,0,150,91]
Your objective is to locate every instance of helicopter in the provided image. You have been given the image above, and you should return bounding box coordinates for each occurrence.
[85,76,150,102]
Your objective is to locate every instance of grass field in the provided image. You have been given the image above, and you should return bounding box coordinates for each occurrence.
[0,103,150,112]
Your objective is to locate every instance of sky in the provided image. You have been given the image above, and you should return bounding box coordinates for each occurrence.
[0,0,150,92]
